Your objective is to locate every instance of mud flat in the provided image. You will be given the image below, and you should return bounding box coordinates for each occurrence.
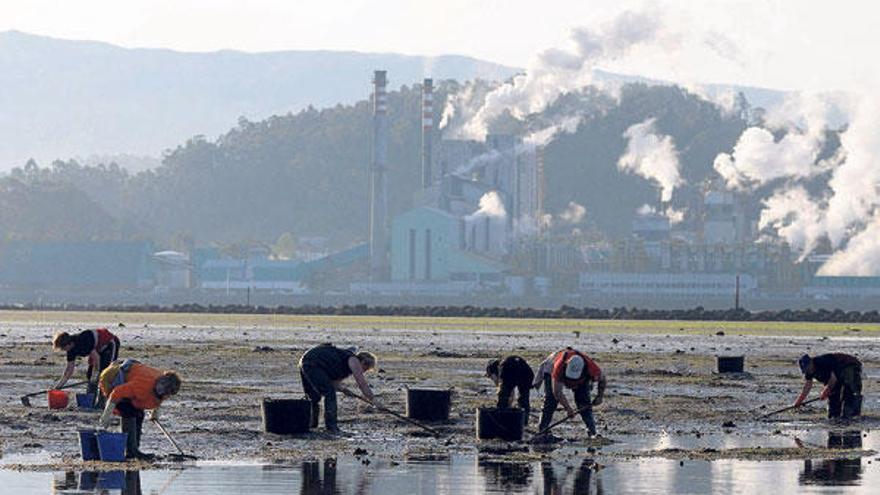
[0,311,878,470]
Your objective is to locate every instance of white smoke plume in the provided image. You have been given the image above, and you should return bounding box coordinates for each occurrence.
[713,93,839,189]
[454,149,503,176]
[731,90,880,275]
[617,118,683,202]
[443,10,668,141]
[467,191,507,219]
[522,115,583,147]
[636,203,684,224]
[637,204,657,216]
[559,201,587,224]
[758,186,826,257]
[466,191,508,254]
[713,127,826,189]
[818,213,880,276]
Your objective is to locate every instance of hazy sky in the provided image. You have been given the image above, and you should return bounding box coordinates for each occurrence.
[2,0,878,91]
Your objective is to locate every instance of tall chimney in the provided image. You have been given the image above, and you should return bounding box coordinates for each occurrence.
[421,78,434,189]
[369,70,389,280]
[536,145,546,234]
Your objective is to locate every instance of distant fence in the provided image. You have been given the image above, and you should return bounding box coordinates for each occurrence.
[1,303,879,323]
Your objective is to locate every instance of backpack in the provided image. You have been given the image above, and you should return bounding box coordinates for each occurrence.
[99,358,140,394]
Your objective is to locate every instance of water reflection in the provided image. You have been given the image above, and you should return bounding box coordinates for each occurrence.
[53,470,143,494]
[799,431,864,487]
[28,446,879,495]
[479,460,532,491]
[540,458,601,495]
[301,458,340,495]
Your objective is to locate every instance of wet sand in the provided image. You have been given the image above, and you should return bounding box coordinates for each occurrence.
[0,311,877,470]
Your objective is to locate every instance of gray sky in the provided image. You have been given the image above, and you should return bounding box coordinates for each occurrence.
[2,0,878,91]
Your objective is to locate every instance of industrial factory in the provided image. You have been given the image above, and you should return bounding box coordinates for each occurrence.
[0,69,878,310]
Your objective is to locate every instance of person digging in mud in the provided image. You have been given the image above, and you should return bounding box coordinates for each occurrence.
[535,347,606,438]
[299,343,378,435]
[486,356,534,425]
[52,328,120,408]
[97,359,182,460]
[794,353,863,419]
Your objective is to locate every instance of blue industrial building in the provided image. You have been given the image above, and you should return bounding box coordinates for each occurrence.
[390,207,505,283]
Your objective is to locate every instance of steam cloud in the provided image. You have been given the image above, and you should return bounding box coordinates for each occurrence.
[442,10,667,141]
[618,118,683,202]
[717,91,880,275]
[467,191,507,219]
[559,201,587,224]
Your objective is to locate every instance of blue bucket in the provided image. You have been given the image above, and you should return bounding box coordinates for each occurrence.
[76,393,95,409]
[79,471,98,490]
[96,432,128,462]
[96,470,125,489]
[77,429,99,461]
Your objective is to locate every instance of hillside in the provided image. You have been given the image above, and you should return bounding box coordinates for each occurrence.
[0,30,518,168]
[0,82,750,248]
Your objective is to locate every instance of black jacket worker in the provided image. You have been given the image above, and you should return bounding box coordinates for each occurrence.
[486,356,534,425]
[535,348,606,436]
[298,343,377,434]
[795,353,863,418]
[53,328,120,406]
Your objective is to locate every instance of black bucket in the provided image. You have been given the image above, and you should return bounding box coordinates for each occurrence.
[406,388,451,422]
[716,355,744,373]
[476,407,524,441]
[261,398,312,435]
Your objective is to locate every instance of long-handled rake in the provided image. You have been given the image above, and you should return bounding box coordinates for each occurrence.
[342,389,442,437]
[529,403,594,437]
[152,418,198,460]
[20,380,88,407]
[755,397,821,420]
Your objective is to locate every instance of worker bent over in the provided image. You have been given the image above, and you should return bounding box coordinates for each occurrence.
[795,353,862,419]
[298,343,378,435]
[486,356,534,425]
[52,328,120,407]
[98,359,182,460]
[535,348,606,437]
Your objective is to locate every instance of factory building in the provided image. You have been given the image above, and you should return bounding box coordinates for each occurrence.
[579,272,756,298]
[390,207,505,283]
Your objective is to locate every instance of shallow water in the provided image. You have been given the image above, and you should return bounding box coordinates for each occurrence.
[1,451,878,494]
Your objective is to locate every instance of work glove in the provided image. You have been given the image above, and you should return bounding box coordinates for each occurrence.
[98,403,114,429]
[592,395,603,407]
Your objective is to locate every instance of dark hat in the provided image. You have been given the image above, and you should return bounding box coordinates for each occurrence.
[798,354,811,374]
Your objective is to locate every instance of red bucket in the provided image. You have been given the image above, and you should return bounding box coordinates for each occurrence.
[47,390,69,409]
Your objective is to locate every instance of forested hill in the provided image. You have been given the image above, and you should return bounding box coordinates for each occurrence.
[0,82,748,249]
[0,30,517,167]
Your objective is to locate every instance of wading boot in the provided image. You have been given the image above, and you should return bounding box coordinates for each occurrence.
[122,417,155,461]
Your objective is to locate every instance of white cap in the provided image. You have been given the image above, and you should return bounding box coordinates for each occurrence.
[565,355,585,379]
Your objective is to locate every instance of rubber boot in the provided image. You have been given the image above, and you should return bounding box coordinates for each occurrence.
[122,416,154,461]
[309,400,320,429]
[324,392,341,434]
